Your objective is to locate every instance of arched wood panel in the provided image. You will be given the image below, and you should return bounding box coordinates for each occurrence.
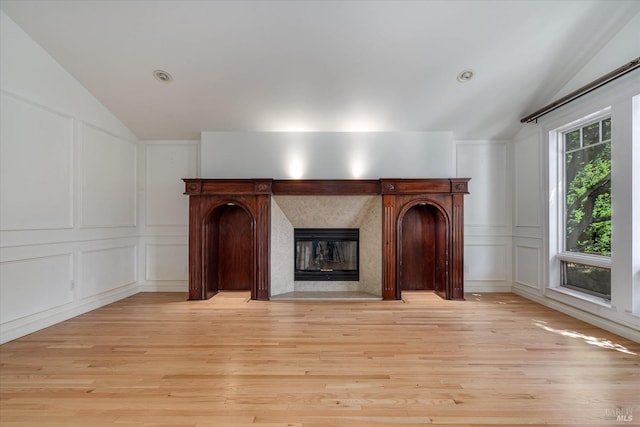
[203,202,255,296]
[217,205,252,291]
[399,204,448,292]
[381,179,468,301]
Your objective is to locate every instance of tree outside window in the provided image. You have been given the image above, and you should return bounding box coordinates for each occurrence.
[561,117,611,298]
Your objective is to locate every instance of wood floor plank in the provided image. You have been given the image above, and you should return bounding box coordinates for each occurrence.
[1,292,638,426]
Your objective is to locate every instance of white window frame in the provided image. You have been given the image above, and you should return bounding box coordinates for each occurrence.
[539,77,640,339]
[548,108,612,303]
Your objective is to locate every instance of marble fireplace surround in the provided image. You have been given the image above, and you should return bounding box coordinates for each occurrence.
[183,178,469,301]
[270,195,382,299]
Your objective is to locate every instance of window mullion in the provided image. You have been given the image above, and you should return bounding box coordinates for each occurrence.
[557,251,611,269]
[599,118,603,144]
[579,126,583,148]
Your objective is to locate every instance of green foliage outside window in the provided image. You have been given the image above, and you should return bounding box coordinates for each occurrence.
[564,118,611,257]
[562,261,611,299]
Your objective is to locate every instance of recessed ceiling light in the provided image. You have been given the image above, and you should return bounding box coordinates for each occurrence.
[153,70,173,83]
[457,70,474,82]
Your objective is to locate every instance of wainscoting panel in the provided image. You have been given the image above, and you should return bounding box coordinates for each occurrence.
[0,92,73,231]
[145,142,198,227]
[514,131,542,230]
[79,245,136,299]
[514,240,542,290]
[456,142,508,230]
[1,13,140,344]
[145,243,188,281]
[0,254,73,324]
[79,123,136,228]
[464,242,508,282]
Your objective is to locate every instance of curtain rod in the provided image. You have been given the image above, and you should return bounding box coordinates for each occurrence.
[520,57,640,124]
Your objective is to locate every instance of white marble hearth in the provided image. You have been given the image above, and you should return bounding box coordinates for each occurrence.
[270,291,382,301]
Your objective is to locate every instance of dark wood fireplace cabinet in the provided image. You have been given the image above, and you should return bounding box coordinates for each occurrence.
[183,178,470,301]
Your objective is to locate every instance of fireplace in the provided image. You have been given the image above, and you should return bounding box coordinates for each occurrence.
[294,228,359,281]
[183,178,470,301]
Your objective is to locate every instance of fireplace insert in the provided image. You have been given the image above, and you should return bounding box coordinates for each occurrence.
[294,228,359,281]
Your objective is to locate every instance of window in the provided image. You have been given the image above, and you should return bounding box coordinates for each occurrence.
[543,88,639,331]
[556,114,611,299]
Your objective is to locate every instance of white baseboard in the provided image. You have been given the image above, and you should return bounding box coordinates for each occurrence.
[0,285,139,344]
[464,282,512,293]
[513,285,640,343]
[138,281,188,292]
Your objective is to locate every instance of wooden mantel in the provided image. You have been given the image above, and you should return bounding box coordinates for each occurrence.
[184,178,470,301]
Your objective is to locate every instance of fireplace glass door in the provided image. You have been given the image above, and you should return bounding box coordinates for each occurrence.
[294,228,359,281]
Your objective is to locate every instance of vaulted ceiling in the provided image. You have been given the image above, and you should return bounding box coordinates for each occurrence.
[2,0,638,140]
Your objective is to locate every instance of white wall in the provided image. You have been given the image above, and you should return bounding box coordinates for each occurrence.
[0,11,139,343]
[137,140,198,292]
[510,10,640,341]
[0,8,508,342]
[457,141,513,292]
[511,126,545,296]
[201,131,512,294]
[201,132,456,179]
[553,11,640,99]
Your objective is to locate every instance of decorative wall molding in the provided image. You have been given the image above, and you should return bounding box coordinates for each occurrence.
[78,122,137,229]
[513,132,542,228]
[144,142,198,227]
[78,245,137,299]
[0,285,138,345]
[464,242,508,282]
[514,243,542,289]
[0,92,74,231]
[145,243,188,281]
[456,141,509,228]
[0,253,73,324]
[0,14,141,345]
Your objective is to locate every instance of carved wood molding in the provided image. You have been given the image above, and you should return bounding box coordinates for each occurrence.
[272,179,380,195]
[185,178,470,196]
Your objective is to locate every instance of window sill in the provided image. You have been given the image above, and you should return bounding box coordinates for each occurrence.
[547,286,613,310]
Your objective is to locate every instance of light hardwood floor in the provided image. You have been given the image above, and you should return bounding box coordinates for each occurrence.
[1,292,638,426]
